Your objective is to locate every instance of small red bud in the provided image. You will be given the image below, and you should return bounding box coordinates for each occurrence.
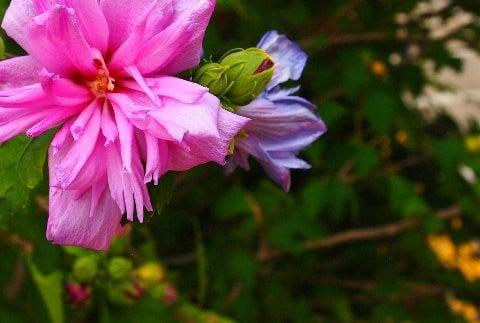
[125,281,145,301]
[162,284,179,306]
[65,282,91,307]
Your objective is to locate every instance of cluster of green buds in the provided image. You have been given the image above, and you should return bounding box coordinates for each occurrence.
[65,246,179,307]
[63,233,235,321]
[194,48,275,109]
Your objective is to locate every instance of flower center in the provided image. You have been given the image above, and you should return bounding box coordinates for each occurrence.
[88,58,115,97]
[89,70,115,96]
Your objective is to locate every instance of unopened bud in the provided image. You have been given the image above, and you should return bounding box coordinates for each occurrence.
[107,281,144,305]
[135,262,165,289]
[151,283,179,306]
[72,256,99,283]
[194,63,231,96]
[219,48,275,105]
[108,257,133,281]
[65,282,92,307]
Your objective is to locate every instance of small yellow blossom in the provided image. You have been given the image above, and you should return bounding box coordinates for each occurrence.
[427,235,457,269]
[135,262,166,289]
[448,297,480,323]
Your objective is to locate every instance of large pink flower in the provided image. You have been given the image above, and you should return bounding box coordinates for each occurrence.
[0,0,249,250]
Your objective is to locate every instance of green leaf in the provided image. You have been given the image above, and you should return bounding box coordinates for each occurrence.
[389,177,430,218]
[364,90,401,136]
[0,134,52,208]
[27,258,64,323]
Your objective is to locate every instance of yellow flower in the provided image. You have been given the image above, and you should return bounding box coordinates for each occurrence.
[427,235,457,269]
[135,262,166,289]
[448,297,480,323]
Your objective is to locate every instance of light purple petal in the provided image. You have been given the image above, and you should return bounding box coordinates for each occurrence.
[238,97,326,152]
[258,30,308,89]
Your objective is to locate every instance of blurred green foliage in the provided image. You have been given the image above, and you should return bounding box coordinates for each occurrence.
[2,0,480,322]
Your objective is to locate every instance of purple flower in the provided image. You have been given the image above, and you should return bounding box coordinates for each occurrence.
[227,31,327,191]
[0,0,249,250]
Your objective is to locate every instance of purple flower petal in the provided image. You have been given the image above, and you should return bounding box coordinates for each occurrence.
[258,30,308,89]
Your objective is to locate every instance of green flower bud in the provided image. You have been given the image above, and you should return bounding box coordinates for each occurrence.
[193,63,231,96]
[108,257,133,281]
[0,36,5,60]
[72,256,99,283]
[219,48,275,106]
[107,281,144,306]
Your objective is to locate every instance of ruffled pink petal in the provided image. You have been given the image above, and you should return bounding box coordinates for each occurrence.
[0,107,52,143]
[64,0,109,54]
[148,96,221,141]
[121,76,209,104]
[50,132,107,191]
[0,83,52,109]
[101,101,118,146]
[51,100,102,189]
[100,0,157,52]
[47,182,122,251]
[27,4,96,77]
[0,56,43,88]
[144,134,169,185]
[167,98,250,171]
[26,105,84,137]
[135,0,215,75]
[31,0,109,54]
[112,104,134,173]
[106,142,152,222]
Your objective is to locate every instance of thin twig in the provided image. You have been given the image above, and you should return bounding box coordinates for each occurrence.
[258,205,461,262]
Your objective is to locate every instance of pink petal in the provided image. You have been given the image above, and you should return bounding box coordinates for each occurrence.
[135,0,215,75]
[101,101,118,146]
[51,119,75,155]
[124,65,161,106]
[167,95,250,170]
[0,56,42,88]
[121,76,209,104]
[27,4,96,77]
[105,142,152,222]
[64,0,109,54]
[52,101,102,189]
[70,99,97,140]
[100,0,157,52]
[144,134,169,185]
[0,108,53,143]
[112,104,134,173]
[148,95,221,142]
[26,105,84,137]
[47,182,123,251]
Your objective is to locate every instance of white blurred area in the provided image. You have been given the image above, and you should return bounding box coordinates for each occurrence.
[403,0,480,129]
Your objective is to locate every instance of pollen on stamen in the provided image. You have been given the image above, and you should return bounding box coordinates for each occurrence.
[89,69,115,96]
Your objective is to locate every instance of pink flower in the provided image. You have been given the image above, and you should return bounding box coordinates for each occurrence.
[0,0,249,250]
